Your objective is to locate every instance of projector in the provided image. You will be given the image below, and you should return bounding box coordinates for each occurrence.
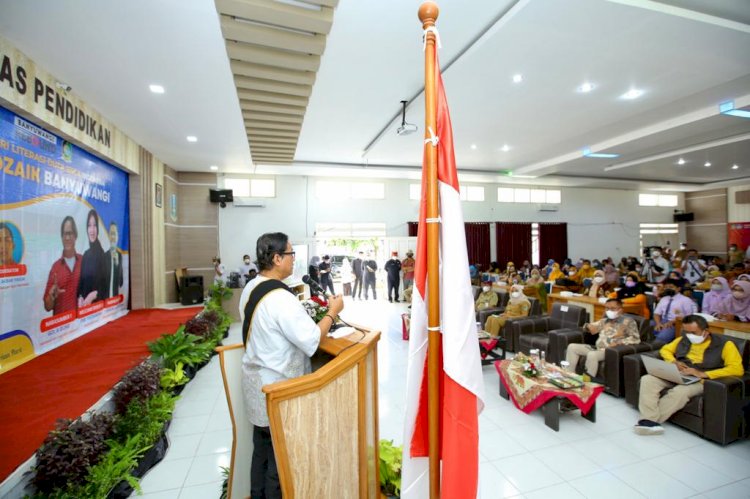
[397,123,418,136]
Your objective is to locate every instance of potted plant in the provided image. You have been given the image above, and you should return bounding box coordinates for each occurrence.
[379,439,402,498]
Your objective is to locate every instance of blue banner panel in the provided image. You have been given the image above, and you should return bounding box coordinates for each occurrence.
[0,106,129,373]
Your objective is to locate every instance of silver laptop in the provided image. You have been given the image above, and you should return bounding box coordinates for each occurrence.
[642,355,700,385]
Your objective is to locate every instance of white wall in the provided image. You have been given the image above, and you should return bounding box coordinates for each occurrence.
[218,175,683,267]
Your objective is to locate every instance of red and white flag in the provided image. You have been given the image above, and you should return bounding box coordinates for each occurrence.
[401,48,485,498]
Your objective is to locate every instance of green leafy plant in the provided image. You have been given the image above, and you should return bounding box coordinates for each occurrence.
[379,439,402,497]
[220,465,230,499]
[208,281,233,307]
[114,391,178,448]
[148,326,214,370]
[160,362,189,391]
[112,360,163,414]
[31,413,115,495]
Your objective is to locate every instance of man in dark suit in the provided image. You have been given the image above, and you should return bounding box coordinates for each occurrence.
[363,251,378,300]
[105,221,124,298]
[384,251,402,302]
[352,251,364,300]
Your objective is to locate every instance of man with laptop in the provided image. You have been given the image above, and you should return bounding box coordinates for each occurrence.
[634,314,744,435]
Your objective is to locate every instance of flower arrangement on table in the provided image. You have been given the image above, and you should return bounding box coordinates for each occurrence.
[513,352,539,378]
[302,299,329,324]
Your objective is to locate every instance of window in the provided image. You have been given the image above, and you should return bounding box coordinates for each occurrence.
[316,181,384,199]
[224,177,275,197]
[351,182,384,199]
[460,185,485,202]
[514,188,530,203]
[639,193,677,207]
[497,187,561,204]
[409,183,421,200]
[223,178,250,197]
[498,188,514,203]
[531,223,540,266]
[639,223,679,254]
[250,178,275,197]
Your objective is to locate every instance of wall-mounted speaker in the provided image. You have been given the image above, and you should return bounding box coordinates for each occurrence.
[673,212,695,222]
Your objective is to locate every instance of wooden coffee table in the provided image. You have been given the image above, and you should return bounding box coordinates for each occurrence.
[495,359,604,431]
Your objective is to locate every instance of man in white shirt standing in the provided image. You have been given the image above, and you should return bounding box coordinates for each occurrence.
[239,232,343,499]
[680,248,706,285]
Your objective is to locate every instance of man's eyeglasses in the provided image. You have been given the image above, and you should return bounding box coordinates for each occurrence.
[280,251,296,258]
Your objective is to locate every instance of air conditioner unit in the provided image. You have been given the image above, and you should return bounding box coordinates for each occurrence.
[233,197,266,208]
[537,203,559,212]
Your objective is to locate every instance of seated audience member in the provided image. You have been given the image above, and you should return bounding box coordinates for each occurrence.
[578,260,596,281]
[566,299,640,378]
[519,260,531,279]
[586,270,612,298]
[617,257,630,274]
[681,249,706,285]
[475,280,498,312]
[737,273,750,283]
[728,243,744,267]
[634,314,744,435]
[488,261,501,273]
[542,259,556,278]
[508,272,523,285]
[614,272,650,318]
[501,262,516,282]
[603,260,620,285]
[701,277,730,315]
[715,280,750,322]
[548,262,563,281]
[653,279,698,342]
[666,270,688,290]
[484,284,530,337]
[556,265,579,288]
[525,268,545,286]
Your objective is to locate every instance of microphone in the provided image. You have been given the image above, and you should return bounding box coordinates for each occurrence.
[302,274,327,296]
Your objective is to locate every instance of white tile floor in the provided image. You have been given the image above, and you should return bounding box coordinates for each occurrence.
[133,297,750,498]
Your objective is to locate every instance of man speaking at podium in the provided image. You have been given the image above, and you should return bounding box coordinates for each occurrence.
[239,232,344,499]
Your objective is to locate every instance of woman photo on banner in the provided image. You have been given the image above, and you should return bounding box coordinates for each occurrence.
[78,209,108,307]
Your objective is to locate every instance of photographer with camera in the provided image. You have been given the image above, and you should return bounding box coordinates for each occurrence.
[641,247,670,284]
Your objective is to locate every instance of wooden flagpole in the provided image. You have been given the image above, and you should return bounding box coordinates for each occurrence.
[418,3,440,498]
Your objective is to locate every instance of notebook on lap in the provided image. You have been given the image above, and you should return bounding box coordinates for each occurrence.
[642,355,700,385]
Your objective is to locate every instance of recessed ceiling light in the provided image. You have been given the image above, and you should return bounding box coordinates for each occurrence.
[186,136,197,142]
[704,161,711,167]
[470,144,477,150]
[577,82,595,93]
[512,74,523,83]
[209,165,218,171]
[732,164,739,170]
[501,144,510,152]
[620,88,644,100]
[677,158,685,165]
[149,84,165,94]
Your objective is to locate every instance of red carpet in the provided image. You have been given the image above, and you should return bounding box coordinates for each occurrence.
[0,307,202,481]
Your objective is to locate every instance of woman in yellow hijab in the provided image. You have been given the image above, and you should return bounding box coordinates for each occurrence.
[548,262,563,281]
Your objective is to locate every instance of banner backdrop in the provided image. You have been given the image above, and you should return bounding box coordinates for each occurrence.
[0,106,129,374]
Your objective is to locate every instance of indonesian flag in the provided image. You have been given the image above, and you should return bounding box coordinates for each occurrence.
[401,49,485,498]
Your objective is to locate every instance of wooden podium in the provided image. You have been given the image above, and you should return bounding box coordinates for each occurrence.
[217,326,381,499]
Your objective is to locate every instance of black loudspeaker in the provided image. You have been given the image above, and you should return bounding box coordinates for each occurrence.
[673,212,694,222]
[181,276,204,288]
[181,285,204,305]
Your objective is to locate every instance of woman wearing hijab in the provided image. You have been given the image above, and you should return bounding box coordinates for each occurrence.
[308,255,321,283]
[586,269,612,298]
[613,272,650,318]
[702,276,731,315]
[716,280,750,322]
[484,284,531,337]
[525,268,547,310]
[78,209,108,307]
[548,262,563,282]
[525,268,545,286]
[603,260,620,286]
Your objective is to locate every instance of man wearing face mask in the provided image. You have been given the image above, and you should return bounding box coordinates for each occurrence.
[634,314,744,435]
[475,279,498,311]
[680,249,706,285]
[653,279,698,342]
[240,254,258,286]
[566,299,640,378]
[641,248,670,284]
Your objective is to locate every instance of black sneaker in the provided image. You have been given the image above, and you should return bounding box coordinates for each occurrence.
[634,419,664,435]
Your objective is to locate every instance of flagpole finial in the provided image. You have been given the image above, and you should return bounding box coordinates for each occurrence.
[418,2,439,27]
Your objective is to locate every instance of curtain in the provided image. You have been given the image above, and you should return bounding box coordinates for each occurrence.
[538,223,568,265]
[464,222,491,270]
[407,222,419,237]
[495,222,532,267]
